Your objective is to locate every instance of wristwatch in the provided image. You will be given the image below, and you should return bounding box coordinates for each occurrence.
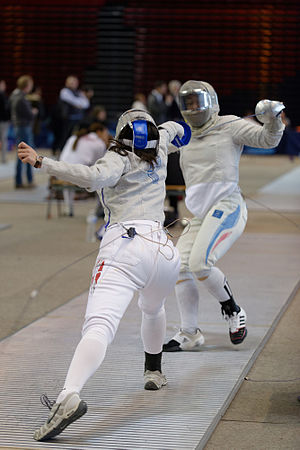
[34,155,44,168]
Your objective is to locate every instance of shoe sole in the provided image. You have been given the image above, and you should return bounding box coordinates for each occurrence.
[36,400,88,441]
[144,380,167,390]
[230,327,247,345]
[163,345,182,352]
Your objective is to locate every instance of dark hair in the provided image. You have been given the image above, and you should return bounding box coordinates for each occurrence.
[109,122,159,168]
[72,122,107,150]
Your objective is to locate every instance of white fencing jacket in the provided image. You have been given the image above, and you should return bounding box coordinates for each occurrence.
[180,115,284,218]
[41,122,183,226]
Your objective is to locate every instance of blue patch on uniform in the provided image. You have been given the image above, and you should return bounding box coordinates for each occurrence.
[206,205,241,263]
[212,209,224,219]
[146,156,161,184]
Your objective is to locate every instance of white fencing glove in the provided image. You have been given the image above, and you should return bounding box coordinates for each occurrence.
[159,121,185,141]
[255,99,285,124]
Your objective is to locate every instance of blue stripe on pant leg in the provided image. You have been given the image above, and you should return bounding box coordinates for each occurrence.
[205,205,241,264]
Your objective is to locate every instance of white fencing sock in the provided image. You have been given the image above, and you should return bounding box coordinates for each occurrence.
[175,277,199,334]
[56,336,107,404]
[200,267,232,301]
[141,308,166,354]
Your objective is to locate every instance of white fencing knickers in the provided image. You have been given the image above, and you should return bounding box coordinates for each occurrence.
[173,192,247,332]
[83,220,180,353]
[177,191,247,278]
[59,220,180,398]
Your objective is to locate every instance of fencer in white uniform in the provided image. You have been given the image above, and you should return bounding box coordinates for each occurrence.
[18,109,185,441]
[163,80,285,352]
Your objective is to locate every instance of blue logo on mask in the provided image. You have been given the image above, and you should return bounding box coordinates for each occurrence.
[132,120,148,149]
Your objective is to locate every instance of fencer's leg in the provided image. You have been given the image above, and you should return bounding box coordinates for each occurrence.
[198,267,247,344]
[138,237,179,387]
[163,272,205,352]
[139,299,167,390]
[56,335,108,404]
[189,194,248,344]
[176,276,199,333]
[56,264,136,403]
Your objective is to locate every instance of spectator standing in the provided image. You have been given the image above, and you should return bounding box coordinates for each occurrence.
[147,81,169,125]
[0,79,10,164]
[132,93,148,112]
[52,75,92,154]
[26,86,47,148]
[9,75,37,188]
[167,80,182,122]
[165,80,184,226]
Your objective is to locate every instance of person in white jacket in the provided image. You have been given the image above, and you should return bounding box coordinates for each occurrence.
[18,109,186,442]
[163,80,285,352]
[59,122,109,216]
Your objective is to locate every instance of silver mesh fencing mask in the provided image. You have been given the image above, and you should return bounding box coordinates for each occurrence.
[179,81,220,128]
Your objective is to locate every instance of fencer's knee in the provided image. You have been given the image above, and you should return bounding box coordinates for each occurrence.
[142,306,165,320]
[82,315,117,345]
[194,268,211,280]
[138,298,165,317]
[176,270,194,284]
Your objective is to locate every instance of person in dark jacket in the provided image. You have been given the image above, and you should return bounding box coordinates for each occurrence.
[9,75,37,188]
[0,79,11,164]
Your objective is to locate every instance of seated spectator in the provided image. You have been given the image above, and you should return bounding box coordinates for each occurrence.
[59,122,109,216]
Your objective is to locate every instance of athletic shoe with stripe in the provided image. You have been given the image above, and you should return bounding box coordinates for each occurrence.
[163,328,205,352]
[222,306,247,344]
[144,370,167,390]
[34,392,87,441]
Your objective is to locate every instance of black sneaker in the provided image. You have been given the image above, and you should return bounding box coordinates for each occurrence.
[222,307,247,344]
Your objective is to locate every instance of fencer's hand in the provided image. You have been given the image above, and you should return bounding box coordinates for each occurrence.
[18,142,38,166]
[255,100,285,124]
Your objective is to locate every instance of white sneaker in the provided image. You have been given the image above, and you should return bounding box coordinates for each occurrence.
[144,370,167,390]
[222,307,247,344]
[163,328,205,352]
[34,392,87,441]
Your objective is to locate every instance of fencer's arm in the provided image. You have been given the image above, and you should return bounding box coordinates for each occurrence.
[158,121,185,154]
[231,115,285,149]
[17,142,124,191]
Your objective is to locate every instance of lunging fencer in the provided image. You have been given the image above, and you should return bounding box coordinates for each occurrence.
[163,80,285,352]
[18,109,187,441]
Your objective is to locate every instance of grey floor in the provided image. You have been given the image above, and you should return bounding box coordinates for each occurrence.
[0,155,299,449]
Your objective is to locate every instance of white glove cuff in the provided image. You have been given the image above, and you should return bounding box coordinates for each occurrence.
[159,121,185,141]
